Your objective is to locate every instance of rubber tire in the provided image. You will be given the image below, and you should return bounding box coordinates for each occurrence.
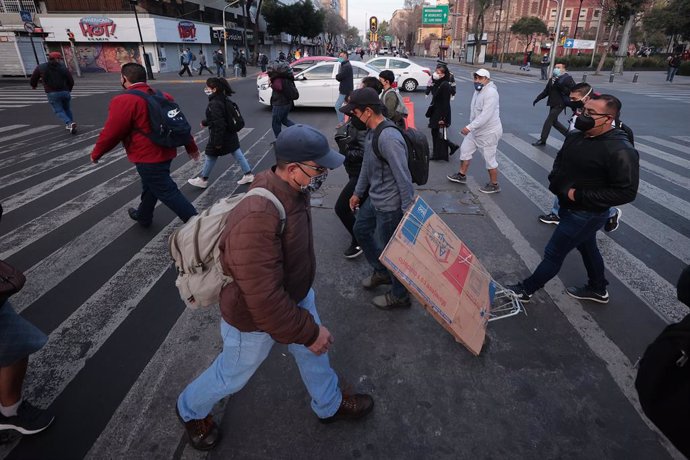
[402,78,418,92]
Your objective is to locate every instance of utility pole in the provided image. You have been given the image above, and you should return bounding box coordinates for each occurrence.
[129,0,154,80]
[548,0,565,77]
[66,29,82,77]
[224,0,241,73]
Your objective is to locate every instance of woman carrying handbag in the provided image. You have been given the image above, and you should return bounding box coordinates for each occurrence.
[425,64,458,161]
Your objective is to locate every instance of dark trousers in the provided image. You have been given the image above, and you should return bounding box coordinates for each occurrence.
[198,64,213,75]
[216,64,226,77]
[271,104,295,137]
[179,64,192,76]
[522,208,609,295]
[353,199,408,299]
[430,127,457,161]
[541,67,548,80]
[335,173,368,246]
[135,160,197,224]
[540,106,568,142]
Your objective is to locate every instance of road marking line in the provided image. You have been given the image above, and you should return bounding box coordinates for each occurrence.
[0,125,57,144]
[638,136,690,155]
[0,124,27,133]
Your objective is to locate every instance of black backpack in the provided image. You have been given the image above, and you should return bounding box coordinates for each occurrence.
[282,78,300,101]
[224,97,245,133]
[127,89,192,148]
[635,314,690,457]
[372,120,429,186]
[43,63,66,89]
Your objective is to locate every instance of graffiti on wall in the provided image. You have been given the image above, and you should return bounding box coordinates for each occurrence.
[61,44,141,73]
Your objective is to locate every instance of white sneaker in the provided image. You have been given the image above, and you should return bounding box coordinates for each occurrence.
[69,122,77,134]
[187,177,208,188]
[237,173,254,185]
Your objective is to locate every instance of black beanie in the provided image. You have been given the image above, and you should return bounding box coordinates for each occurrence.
[677,265,690,308]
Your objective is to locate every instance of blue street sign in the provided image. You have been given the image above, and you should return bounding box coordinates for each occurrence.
[20,10,32,23]
[564,38,575,48]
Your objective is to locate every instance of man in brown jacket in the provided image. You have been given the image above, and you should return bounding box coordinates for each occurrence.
[176,124,374,451]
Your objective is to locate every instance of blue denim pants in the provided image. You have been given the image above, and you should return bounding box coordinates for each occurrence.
[271,104,295,137]
[0,301,48,367]
[667,66,679,82]
[134,160,197,224]
[216,64,226,77]
[335,93,347,123]
[353,199,408,299]
[201,149,252,178]
[523,208,609,294]
[46,91,73,125]
[177,289,342,421]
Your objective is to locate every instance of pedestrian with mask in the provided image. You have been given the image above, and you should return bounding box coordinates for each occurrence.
[342,88,415,310]
[188,78,254,188]
[197,51,213,75]
[268,62,297,137]
[532,63,575,146]
[179,48,193,77]
[507,95,639,304]
[378,70,407,128]
[30,52,77,134]
[426,64,458,161]
[540,53,550,80]
[447,68,503,194]
[176,125,374,451]
[214,50,226,77]
[335,50,354,125]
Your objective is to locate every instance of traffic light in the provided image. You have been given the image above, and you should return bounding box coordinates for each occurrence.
[369,16,378,33]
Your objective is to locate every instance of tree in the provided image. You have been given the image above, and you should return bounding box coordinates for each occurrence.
[346,26,362,47]
[469,0,494,63]
[323,8,348,50]
[262,0,324,51]
[510,16,548,53]
[608,0,649,73]
[643,0,690,49]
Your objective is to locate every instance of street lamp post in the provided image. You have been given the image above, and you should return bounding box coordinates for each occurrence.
[223,1,241,72]
[129,0,154,80]
[548,0,565,77]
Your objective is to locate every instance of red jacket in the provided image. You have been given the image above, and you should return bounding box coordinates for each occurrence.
[90,83,198,163]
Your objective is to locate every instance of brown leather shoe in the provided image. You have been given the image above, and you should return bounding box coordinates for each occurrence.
[319,393,374,424]
[176,405,221,451]
[362,272,391,290]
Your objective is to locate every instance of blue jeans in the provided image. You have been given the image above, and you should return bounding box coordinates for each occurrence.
[523,208,609,294]
[177,289,342,420]
[667,66,679,82]
[201,149,252,178]
[135,160,197,224]
[0,301,48,367]
[272,104,295,137]
[46,91,73,125]
[216,64,226,77]
[353,199,408,299]
[551,198,617,219]
[335,93,347,123]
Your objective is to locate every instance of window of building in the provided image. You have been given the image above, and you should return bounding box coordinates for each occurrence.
[531,2,538,14]
[550,8,557,18]
[593,9,601,18]
[0,0,38,13]
[579,8,588,19]
[564,9,572,19]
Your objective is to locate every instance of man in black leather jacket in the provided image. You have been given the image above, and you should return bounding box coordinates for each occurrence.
[508,95,639,304]
[532,63,575,146]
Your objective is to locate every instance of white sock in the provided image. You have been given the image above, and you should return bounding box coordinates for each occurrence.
[0,399,21,417]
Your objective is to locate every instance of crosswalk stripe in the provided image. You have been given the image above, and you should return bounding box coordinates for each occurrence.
[495,147,687,323]
[0,124,27,134]
[0,130,100,171]
[0,125,58,143]
[635,141,690,169]
[638,135,690,155]
[535,135,690,220]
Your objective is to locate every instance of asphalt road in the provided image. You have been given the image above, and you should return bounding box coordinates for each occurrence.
[0,62,689,459]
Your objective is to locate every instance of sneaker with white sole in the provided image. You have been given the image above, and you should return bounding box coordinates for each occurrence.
[69,122,77,134]
[188,177,208,188]
[447,172,467,184]
[237,173,254,185]
[479,182,501,194]
[604,208,621,232]
[566,285,609,304]
[343,243,363,259]
[0,401,54,435]
[505,283,532,303]
[538,213,560,225]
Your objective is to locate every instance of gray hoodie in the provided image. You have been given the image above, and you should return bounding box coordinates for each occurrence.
[355,125,414,212]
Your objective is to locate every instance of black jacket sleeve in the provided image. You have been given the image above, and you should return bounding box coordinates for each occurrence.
[575,145,640,208]
[534,81,550,103]
[207,99,227,148]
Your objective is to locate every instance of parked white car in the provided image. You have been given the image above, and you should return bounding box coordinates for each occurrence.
[257,60,381,107]
[366,57,432,92]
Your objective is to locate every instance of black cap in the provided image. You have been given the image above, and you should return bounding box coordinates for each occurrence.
[274,124,344,169]
[338,87,383,115]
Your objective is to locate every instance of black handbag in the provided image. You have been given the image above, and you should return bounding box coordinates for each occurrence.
[0,260,26,304]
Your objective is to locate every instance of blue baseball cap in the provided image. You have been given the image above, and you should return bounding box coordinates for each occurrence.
[274,124,344,169]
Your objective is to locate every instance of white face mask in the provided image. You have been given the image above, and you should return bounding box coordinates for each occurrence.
[432,72,441,80]
[203,87,214,96]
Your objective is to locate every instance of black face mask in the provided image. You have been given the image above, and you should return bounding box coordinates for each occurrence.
[571,100,584,109]
[574,113,596,131]
[349,116,367,131]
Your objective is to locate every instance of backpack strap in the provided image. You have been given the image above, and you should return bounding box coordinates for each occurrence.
[372,120,402,163]
[244,187,286,234]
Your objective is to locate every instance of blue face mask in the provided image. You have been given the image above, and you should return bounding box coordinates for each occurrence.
[474,82,484,91]
[552,68,561,77]
[338,57,345,63]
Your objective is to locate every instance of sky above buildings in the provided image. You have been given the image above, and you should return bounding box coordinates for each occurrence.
[349,0,405,38]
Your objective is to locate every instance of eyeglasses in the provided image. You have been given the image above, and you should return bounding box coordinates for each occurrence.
[297,162,327,174]
[581,109,612,118]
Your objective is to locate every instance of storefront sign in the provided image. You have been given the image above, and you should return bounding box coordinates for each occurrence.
[79,17,117,41]
[178,21,197,41]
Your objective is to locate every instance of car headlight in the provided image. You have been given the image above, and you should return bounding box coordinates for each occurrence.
[260,83,270,90]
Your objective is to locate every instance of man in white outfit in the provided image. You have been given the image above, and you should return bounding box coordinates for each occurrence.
[447,68,503,194]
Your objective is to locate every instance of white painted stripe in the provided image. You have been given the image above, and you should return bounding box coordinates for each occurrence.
[632,142,690,170]
[467,175,684,459]
[0,125,57,143]
[673,136,690,143]
[495,148,687,323]
[533,135,690,221]
[9,129,253,311]
[638,136,690,155]
[18,132,273,414]
[0,124,27,134]
[0,145,96,190]
[0,130,100,172]
[0,105,30,108]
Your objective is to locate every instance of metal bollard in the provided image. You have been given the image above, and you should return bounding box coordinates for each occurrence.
[582,74,587,83]
[633,72,639,83]
[609,72,615,83]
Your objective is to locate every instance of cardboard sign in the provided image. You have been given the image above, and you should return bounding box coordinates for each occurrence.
[380,196,494,355]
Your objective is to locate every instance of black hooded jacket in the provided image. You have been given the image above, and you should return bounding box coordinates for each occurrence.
[202,92,240,156]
